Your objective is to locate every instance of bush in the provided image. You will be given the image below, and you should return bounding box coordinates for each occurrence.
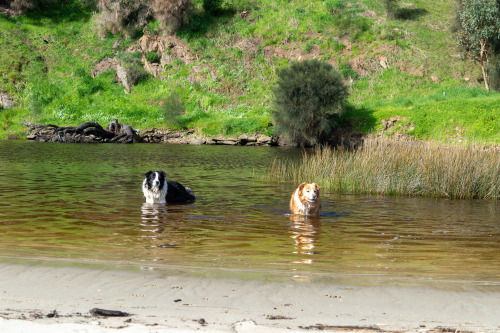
[202,0,223,14]
[97,0,193,36]
[151,0,193,30]
[117,52,149,85]
[271,59,349,146]
[145,51,161,63]
[162,93,185,127]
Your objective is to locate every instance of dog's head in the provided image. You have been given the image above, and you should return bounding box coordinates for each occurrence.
[298,183,320,203]
[143,171,167,192]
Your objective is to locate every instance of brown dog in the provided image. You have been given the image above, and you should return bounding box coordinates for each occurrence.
[289,183,321,216]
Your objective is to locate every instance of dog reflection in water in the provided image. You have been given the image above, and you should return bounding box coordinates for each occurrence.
[289,214,320,264]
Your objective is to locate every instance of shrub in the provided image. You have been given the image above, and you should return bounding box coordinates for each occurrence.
[202,0,223,14]
[271,59,349,146]
[145,51,161,63]
[9,0,59,13]
[151,0,193,30]
[97,0,193,36]
[97,0,152,37]
[162,93,185,127]
[117,52,149,85]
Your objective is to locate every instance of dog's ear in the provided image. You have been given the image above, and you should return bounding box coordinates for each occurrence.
[312,183,320,190]
[159,171,167,178]
[298,183,307,194]
[144,171,153,178]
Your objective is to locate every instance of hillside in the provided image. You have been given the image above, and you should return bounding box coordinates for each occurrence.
[1,0,499,143]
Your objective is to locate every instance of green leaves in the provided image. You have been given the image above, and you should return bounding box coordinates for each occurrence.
[271,59,348,146]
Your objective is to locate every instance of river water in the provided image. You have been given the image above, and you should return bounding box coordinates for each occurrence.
[0,141,499,287]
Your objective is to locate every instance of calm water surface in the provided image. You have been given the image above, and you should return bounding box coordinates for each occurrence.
[0,141,499,287]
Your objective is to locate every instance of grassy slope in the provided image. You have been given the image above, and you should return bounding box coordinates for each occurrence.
[0,0,499,143]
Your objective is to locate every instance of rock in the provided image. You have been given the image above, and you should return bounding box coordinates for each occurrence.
[234,320,257,332]
[138,35,151,52]
[115,64,132,94]
[186,137,205,145]
[8,134,19,140]
[160,53,173,67]
[0,92,14,109]
[256,134,272,143]
[379,56,389,69]
[112,38,123,49]
[144,61,162,78]
[92,57,118,78]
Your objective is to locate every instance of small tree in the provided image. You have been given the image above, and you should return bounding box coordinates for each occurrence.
[454,0,500,90]
[271,59,349,146]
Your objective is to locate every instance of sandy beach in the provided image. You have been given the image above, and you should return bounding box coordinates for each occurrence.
[0,262,499,332]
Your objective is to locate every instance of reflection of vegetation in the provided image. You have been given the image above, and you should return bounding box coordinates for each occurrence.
[268,136,500,200]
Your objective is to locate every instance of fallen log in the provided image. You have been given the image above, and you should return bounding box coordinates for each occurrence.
[22,119,141,143]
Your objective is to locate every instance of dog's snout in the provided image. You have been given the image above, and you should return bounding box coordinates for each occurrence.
[153,180,160,186]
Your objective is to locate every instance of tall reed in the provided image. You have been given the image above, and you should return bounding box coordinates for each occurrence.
[268,136,500,200]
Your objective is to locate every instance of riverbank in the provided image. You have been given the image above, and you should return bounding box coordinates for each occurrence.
[0,262,499,332]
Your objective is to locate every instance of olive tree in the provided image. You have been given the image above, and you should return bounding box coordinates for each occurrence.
[271,59,349,146]
[454,0,500,90]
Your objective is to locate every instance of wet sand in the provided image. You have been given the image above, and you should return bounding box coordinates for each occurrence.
[0,262,499,332]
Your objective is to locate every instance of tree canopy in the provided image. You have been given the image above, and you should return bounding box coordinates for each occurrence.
[455,0,500,90]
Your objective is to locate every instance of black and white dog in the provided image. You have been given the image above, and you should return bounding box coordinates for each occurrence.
[142,171,196,204]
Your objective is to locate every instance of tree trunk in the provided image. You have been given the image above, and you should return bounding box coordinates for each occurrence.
[480,39,490,91]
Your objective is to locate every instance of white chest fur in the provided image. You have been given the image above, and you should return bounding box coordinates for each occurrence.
[143,179,168,204]
[293,190,312,215]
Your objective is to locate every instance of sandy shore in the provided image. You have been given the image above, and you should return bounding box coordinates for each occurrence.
[0,262,499,332]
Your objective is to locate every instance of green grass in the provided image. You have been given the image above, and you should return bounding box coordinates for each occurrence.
[0,0,499,144]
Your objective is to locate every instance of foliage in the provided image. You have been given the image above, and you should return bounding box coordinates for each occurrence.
[8,0,62,14]
[145,50,161,63]
[271,59,348,146]
[117,52,149,85]
[454,0,500,90]
[97,0,193,36]
[202,0,223,14]
[162,91,186,127]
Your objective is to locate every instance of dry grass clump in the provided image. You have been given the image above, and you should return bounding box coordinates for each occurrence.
[268,136,500,200]
[97,0,192,37]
